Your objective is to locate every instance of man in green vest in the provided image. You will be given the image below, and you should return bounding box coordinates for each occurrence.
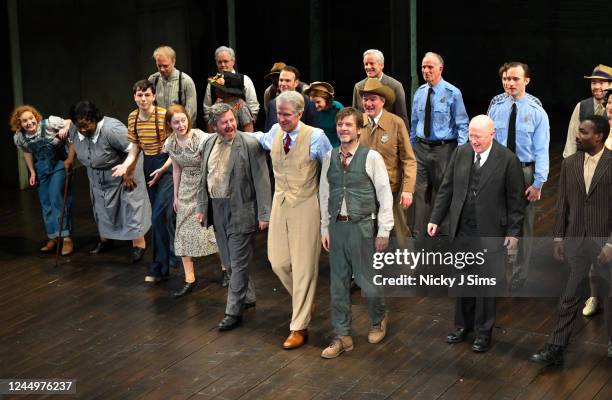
[319,107,394,358]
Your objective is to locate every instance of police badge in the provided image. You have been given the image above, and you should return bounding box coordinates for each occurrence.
[381,133,389,144]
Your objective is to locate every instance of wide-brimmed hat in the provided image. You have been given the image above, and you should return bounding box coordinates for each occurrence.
[264,62,286,80]
[208,72,245,98]
[584,64,612,80]
[358,78,395,105]
[304,81,335,99]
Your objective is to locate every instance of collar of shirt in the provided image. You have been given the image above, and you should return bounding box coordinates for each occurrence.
[78,117,105,143]
[475,141,493,165]
[428,78,445,93]
[584,146,605,166]
[162,69,180,82]
[282,121,301,143]
[372,109,384,126]
[218,136,234,146]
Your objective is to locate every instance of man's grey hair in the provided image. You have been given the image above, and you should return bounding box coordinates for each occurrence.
[153,45,176,61]
[210,103,236,125]
[424,51,444,66]
[215,46,235,61]
[363,49,384,64]
[276,91,305,114]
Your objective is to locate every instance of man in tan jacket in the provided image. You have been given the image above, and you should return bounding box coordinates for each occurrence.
[253,91,332,349]
[359,78,417,241]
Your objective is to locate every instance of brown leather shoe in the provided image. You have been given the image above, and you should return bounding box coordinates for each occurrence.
[283,329,308,350]
[61,238,73,256]
[40,239,57,252]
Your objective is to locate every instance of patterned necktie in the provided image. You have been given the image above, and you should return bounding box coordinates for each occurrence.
[341,151,352,170]
[474,153,481,170]
[424,87,434,138]
[508,103,517,153]
[283,134,291,154]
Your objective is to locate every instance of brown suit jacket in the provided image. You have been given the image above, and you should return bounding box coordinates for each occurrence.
[359,109,416,194]
[554,148,612,246]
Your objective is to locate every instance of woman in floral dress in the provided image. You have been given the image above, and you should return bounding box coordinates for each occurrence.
[163,104,218,297]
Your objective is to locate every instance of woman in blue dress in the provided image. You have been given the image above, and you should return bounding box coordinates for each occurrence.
[304,81,343,148]
[10,105,74,255]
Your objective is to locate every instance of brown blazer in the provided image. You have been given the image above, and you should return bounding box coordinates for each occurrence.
[359,109,416,194]
[554,148,612,246]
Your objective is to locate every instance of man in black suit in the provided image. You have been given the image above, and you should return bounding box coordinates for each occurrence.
[427,115,525,352]
[530,115,612,365]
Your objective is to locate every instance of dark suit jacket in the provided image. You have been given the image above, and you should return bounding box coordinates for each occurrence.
[430,140,526,251]
[352,74,409,129]
[554,148,612,246]
[264,94,318,131]
[197,131,271,233]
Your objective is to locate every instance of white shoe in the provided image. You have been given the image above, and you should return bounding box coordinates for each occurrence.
[582,297,598,317]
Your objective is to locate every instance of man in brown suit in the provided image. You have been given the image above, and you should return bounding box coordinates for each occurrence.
[530,115,612,365]
[358,78,416,241]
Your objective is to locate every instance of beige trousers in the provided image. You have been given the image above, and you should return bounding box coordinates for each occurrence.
[268,195,321,331]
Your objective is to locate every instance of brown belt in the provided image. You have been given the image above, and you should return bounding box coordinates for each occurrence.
[336,215,351,221]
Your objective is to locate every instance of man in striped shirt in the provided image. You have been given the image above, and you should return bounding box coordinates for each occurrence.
[113,79,180,282]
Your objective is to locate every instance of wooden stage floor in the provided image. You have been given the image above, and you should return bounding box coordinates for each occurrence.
[1,143,611,399]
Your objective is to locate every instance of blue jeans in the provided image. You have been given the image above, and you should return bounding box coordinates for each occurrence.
[143,153,180,277]
[36,159,73,238]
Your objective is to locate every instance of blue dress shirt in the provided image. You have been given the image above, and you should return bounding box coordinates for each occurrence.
[252,121,332,163]
[410,79,469,145]
[487,95,550,189]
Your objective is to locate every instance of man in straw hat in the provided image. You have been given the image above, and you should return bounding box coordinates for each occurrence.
[352,49,409,129]
[410,52,469,241]
[563,64,612,158]
[561,63,612,317]
[252,90,332,349]
[358,78,416,242]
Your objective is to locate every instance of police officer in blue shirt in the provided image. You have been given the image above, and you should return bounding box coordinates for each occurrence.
[410,52,469,239]
[487,62,542,114]
[487,61,550,290]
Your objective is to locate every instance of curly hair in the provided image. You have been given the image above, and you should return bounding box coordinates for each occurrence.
[9,105,42,132]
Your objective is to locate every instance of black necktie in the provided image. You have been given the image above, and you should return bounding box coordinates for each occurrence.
[508,103,517,153]
[424,87,433,138]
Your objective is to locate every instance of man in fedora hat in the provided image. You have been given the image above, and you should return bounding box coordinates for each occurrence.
[561,64,612,316]
[203,46,259,127]
[359,78,416,242]
[263,62,286,117]
[352,49,409,129]
[410,52,469,241]
[264,65,318,131]
[563,64,612,158]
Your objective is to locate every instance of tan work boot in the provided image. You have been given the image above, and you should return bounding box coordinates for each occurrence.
[321,336,354,359]
[368,314,388,344]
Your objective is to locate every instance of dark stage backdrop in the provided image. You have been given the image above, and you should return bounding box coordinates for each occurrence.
[3,0,611,188]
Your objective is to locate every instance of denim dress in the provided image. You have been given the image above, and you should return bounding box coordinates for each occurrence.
[14,118,73,239]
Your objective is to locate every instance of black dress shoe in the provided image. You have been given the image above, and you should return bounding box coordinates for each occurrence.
[447,328,471,344]
[221,270,230,288]
[173,281,196,298]
[244,301,256,310]
[89,240,114,255]
[529,344,564,365]
[510,277,526,292]
[129,247,146,264]
[218,314,242,331]
[472,336,491,352]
